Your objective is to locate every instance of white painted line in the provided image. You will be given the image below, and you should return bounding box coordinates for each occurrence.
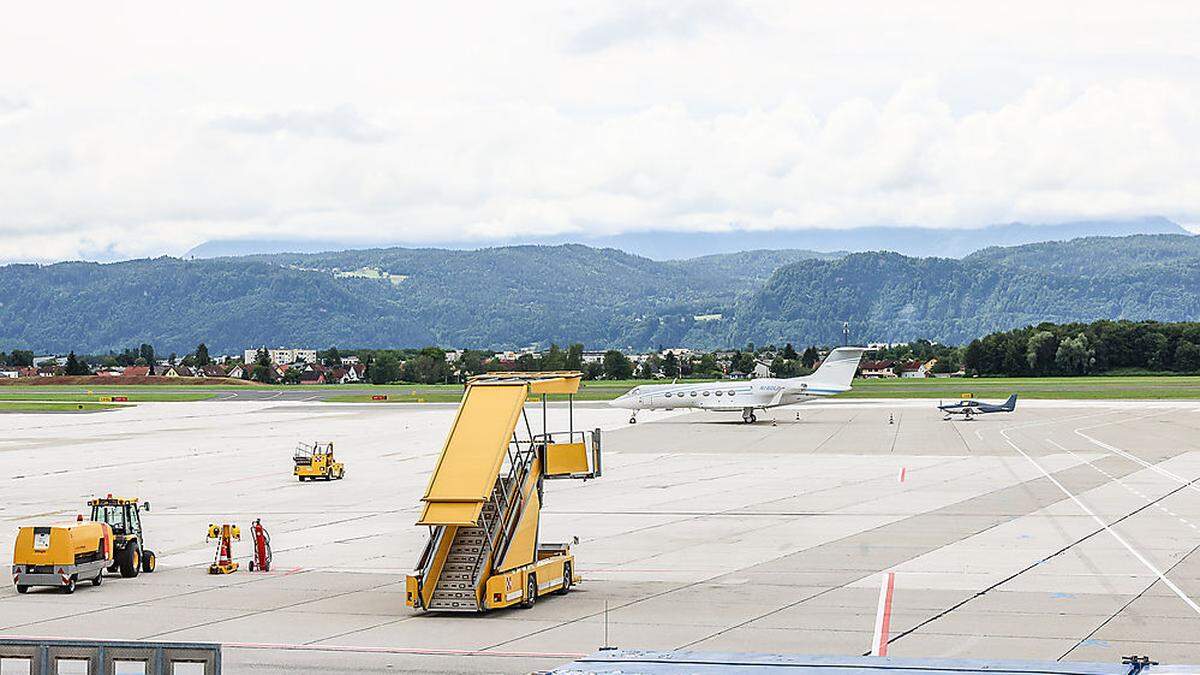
[1073,415,1200,496]
[1046,438,1200,534]
[871,571,895,656]
[1001,426,1200,616]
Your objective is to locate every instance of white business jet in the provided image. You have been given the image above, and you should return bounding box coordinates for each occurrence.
[609,347,870,424]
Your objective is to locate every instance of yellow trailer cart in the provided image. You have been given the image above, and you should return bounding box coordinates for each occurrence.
[406,371,601,612]
[12,520,113,594]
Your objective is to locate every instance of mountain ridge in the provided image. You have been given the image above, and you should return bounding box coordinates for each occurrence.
[2,233,1198,354]
[185,216,1187,261]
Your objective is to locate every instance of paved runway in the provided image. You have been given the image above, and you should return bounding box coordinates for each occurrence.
[3,399,1200,672]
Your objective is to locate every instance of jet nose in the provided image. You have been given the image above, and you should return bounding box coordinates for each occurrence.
[608,395,631,409]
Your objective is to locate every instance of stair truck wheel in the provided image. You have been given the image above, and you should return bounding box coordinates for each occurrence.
[142,550,156,573]
[63,576,76,594]
[92,571,103,587]
[16,585,28,594]
[521,574,537,609]
[558,563,572,595]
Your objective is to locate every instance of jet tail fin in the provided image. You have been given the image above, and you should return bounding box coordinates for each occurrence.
[1003,394,1018,410]
[806,347,870,391]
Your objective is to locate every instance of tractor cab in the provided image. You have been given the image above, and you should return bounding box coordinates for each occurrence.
[88,495,156,577]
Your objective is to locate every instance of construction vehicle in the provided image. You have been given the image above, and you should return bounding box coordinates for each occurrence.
[206,523,241,574]
[406,371,602,612]
[293,441,345,481]
[248,519,272,572]
[12,520,113,594]
[88,495,156,577]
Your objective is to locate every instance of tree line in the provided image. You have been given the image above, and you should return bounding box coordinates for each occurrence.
[963,320,1200,376]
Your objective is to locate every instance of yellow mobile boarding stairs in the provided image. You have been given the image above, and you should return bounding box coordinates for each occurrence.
[406,371,602,612]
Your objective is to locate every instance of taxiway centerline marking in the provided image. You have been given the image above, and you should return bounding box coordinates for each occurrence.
[999,426,1200,616]
[1074,421,1200,496]
[1046,438,1200,533]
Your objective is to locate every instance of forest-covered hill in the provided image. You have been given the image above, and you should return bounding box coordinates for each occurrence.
[733,235,1200,345]
[2,235,1198,352]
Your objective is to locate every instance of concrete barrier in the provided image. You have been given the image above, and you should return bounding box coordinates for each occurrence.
[0,637,220,674]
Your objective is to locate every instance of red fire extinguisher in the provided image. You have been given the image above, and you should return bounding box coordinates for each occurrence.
[248,518,272,572]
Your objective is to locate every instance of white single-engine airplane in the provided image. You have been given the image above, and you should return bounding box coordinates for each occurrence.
[609,347,870,424]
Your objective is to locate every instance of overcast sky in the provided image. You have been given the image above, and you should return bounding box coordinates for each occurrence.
[2,2,1198,262]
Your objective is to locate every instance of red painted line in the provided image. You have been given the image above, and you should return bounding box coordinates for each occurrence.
[872,571,896,656]
[899,467,906,482]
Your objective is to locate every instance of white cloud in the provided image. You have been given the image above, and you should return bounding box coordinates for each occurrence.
[0,1,1198,262]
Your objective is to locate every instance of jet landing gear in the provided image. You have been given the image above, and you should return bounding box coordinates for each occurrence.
[741,408,757,424]
[628,411,638,424]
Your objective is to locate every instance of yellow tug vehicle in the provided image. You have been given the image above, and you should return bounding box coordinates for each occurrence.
[406,371,602,613]
[294,441,345,481]
[12,520,113,594]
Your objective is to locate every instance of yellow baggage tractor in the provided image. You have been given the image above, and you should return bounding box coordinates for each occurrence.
[12,520,113,594]
[293,441,345,481]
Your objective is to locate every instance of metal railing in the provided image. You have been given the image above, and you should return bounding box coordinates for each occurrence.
[536,428,602,480]
[0,637,220,674]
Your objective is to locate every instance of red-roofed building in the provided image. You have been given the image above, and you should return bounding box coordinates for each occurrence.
[858,360,897,378]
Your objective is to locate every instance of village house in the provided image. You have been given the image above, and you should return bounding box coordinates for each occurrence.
[299,370,326,384]
[199,364,227,378]
[752,360,772,378]
[161,364,194,378]
[858,360,897,378]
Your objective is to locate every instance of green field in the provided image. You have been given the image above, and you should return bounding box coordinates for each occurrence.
[0,391,215,403]
[0,401,122,413]
[321,380,655,404]
[327,376,1200,403]
[841,375,1200,399]
[3,376,1199,404]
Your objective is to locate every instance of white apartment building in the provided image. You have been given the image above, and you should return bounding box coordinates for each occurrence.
[243,348,318,365]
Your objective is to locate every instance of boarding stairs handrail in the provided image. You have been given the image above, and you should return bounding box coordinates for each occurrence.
[466,437,539,588]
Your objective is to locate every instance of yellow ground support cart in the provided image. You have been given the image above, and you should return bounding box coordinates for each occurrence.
[12,520,113,594]
[406,371,602,612]
[294,441,345,481]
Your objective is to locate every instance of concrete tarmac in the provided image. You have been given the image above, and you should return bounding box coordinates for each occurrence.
[3,399,1200,672]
